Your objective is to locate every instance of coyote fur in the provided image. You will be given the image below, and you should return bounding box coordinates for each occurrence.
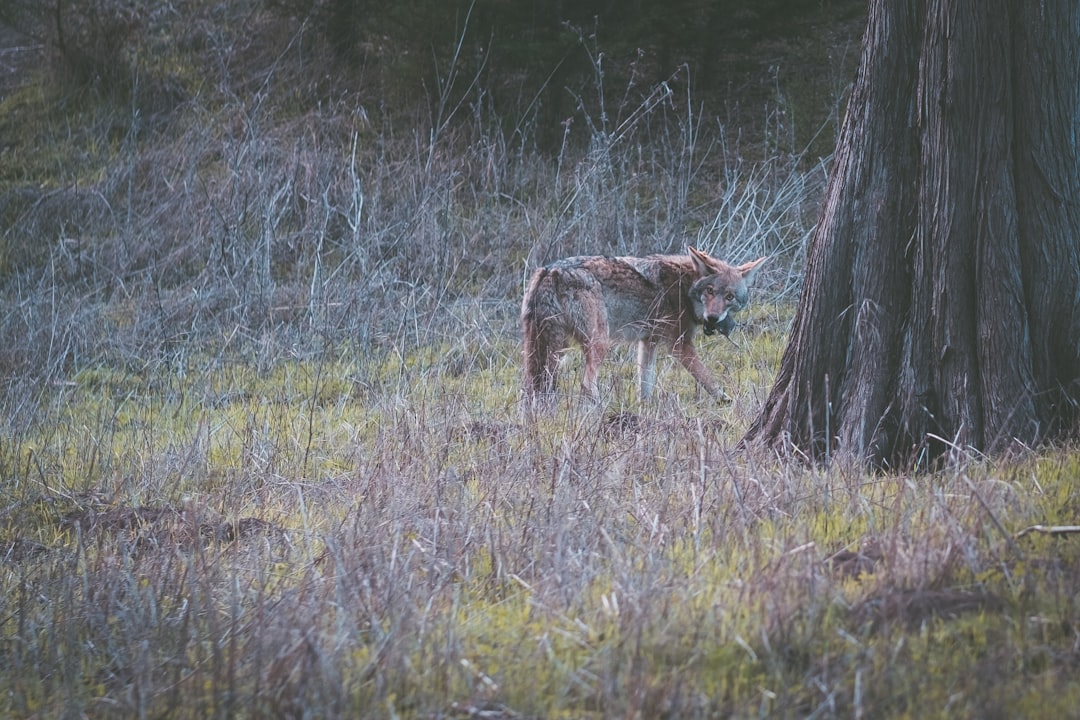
[521,247,766,403]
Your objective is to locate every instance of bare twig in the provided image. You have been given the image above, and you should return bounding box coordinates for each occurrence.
[1015,524,1080,539]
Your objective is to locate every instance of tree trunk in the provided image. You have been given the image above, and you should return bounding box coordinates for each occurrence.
[744,0,1080,467]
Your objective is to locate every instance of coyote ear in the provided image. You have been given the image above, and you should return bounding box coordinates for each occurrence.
[687,246,715,276]
[738,256,767,283]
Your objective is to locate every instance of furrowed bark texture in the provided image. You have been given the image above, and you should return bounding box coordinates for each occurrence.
[744,0,1080,466]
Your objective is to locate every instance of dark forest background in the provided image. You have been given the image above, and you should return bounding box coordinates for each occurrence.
[1,0,866,156]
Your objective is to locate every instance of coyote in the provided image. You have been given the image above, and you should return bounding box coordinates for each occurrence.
[521,247,766,404]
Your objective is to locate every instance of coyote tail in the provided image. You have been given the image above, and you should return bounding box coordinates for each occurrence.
[521,267,559,398]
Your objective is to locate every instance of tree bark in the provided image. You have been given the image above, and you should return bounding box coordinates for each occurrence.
[744,0,1080,467]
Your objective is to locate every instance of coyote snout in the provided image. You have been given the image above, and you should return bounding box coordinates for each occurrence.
[521,246,765,404]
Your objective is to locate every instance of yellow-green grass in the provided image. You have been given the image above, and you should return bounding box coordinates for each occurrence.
[4,303,1080,718]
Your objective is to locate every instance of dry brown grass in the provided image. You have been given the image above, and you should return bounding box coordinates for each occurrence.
[6,368,1080,718]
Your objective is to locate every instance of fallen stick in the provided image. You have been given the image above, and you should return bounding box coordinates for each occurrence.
[1015,525,1080,539]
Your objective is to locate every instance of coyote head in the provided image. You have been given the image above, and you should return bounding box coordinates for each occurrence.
[686,247,766,337]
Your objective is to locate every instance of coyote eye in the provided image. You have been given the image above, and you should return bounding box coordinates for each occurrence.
[702,287,715,297]
[725,292,735,302]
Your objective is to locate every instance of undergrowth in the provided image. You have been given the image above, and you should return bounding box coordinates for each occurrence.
[4,314,1080,718]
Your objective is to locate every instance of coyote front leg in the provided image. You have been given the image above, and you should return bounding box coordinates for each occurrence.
[637,341,659,401]
[672,338,731,403]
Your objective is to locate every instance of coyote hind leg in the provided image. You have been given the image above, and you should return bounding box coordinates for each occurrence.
[579,334,610,401]
[523,318,567,402]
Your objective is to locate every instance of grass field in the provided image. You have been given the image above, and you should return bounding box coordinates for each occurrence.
[6,295,1080,719]
[3,3,1080,717]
